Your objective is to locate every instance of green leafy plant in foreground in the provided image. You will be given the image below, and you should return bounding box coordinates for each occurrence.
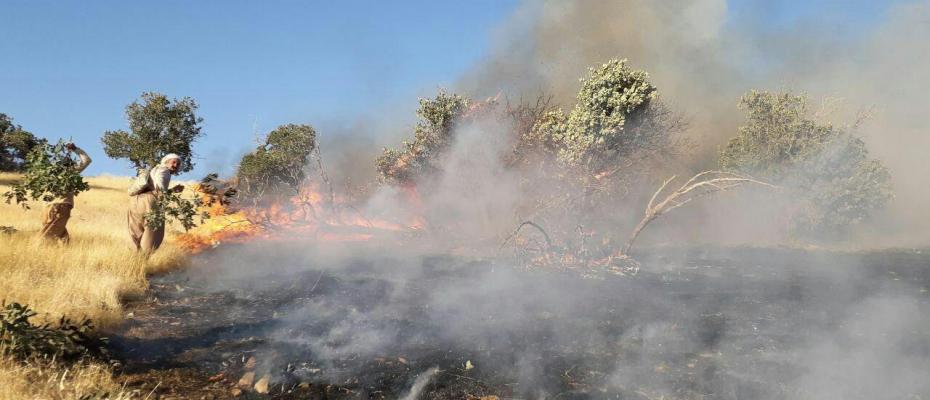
[144,188,209,231]
[0,302,106,362]
[3,141,90,208]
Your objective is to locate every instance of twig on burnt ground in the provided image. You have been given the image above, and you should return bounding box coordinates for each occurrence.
[500,220,553,252]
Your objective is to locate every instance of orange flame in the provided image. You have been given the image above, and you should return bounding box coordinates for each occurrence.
[176,182,423,253]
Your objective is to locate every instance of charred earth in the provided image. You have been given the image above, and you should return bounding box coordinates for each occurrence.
[110,244,930,399]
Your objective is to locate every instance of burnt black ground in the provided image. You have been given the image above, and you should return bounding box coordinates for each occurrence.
[109,245,930,399]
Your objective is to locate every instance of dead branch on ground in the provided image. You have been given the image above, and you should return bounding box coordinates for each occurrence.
[500,220,553,252]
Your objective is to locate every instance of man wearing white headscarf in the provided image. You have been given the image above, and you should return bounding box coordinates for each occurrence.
[127,154,185,253]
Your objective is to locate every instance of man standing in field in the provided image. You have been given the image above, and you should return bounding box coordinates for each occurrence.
[38,142,91,242]
[127,153,184,254]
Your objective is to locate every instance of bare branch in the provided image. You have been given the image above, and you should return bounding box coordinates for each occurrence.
[648,175,677,210]
[620,170,777,256]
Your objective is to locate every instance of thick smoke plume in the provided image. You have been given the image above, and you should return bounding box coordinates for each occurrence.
[457,0,930,247]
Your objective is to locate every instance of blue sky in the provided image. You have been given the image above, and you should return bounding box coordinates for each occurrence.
[1,0,519,177]
[0,0,902,178]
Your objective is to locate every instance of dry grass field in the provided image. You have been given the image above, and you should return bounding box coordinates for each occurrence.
[0,172,192,399]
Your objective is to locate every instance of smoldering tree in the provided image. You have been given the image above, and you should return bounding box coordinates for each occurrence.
[513,59,688,248]
[719,90,892,239]
[377,60,688,257]
[376,91,471,185]
[236,124,317,202]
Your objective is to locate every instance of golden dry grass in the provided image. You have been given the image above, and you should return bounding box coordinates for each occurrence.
[0,354,131,400]
[0,172,193,399]
[0,173,191,326]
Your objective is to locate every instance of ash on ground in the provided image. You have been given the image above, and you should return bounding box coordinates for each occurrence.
[111,244,930,400]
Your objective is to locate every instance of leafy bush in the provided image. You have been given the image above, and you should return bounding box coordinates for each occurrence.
[559,59,658,170]
[377,91,470,184]
[522,59,683,178]
[101,92,204,173]
[719,90,893,237]
[3,141,90,208]
[0,113,46,172]
[378,61,681,187]
[145,189,208,231]
[0,302,106,362]
[236,124,317,200]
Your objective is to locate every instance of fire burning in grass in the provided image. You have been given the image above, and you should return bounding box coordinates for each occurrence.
[176,182,425,253]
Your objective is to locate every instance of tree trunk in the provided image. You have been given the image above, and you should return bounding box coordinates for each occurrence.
[622,212,655,256]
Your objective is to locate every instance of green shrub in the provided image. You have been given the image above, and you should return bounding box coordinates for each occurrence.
[559,59,658,170]
[377,91,470,184]
[145,189,208,231]
[3,141,90,208]
[0,302,106,362]
[236,124,317,200]
[719,90,893,237]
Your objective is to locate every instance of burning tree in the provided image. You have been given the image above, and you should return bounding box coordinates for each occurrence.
[719,90,893,238]
[519,59,686,224]
[376,60,687,261]
[378,60,683,192]
[376,91,471,184]
[236,124,318,201]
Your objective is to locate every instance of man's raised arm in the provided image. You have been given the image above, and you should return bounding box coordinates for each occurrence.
[66,143,92,173]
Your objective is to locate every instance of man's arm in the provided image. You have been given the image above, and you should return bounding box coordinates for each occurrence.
[69,145,92,173]
[127,168,150,195]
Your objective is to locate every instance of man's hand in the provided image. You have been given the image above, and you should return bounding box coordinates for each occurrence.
[171,184,185,193]
[65,143,77,151]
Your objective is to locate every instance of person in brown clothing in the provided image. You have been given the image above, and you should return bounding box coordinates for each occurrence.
[127,153,184,254]
[38,143,92,243]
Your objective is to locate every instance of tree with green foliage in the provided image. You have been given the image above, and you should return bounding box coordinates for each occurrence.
[101,92,203,173]
[377,91,471,184]
[0,113,46,172]
[378,61,681,186]
[560,59,657,169]
[236,124,317,200]
[529,59,682,177]
[3,141,89,208]
[719,90,893,237]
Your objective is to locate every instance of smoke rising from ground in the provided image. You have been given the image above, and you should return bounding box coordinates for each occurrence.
[455,0,930,247]
[171,241,930,399]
